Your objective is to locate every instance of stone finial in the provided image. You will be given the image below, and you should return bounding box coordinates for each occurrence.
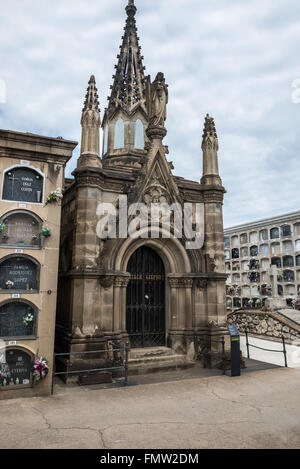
[202,114,218,147]
[126,0,136,17]
[79,75,102,169]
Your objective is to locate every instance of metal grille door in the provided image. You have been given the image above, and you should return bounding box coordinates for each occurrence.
[126,247,165,348]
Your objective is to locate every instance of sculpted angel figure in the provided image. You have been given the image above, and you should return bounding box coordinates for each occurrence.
[147,72,168,127]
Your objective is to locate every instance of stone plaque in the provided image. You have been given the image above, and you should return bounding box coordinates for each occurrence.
[1,212,40,247]
[0,257,38,292]
[2,167,43,203]
[0,302,36,338]
[0,349,32,387]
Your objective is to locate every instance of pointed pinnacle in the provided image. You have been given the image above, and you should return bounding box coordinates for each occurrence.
[82,75,100,113]
[203,114,218,140]
[107,0,146,114]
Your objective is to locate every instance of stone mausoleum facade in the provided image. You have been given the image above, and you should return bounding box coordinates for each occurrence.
[55,0,228,374]
[0,0,228,396]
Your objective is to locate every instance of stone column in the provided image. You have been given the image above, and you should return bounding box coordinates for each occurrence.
[168,276,194,354]
[113,275,130,334]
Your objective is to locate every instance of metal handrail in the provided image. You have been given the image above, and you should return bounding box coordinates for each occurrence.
[51,341,130,394]
[244,327,288,367]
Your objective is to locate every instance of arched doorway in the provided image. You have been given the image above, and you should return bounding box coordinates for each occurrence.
[126,246,166,348]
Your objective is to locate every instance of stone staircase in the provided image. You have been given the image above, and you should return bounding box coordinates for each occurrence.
[128,347,196,376]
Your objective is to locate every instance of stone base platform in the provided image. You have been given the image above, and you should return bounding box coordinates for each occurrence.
[128,346,198,376]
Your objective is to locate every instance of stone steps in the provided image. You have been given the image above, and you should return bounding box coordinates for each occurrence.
[129,346,174,360]
[128,347,197,376]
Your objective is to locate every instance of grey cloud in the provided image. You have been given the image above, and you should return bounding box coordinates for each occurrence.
[0,0,299,227]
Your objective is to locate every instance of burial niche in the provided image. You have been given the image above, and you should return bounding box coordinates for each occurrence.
[0,256,39,292]
[0,211,42,247]
[0,348,33,388]
[2,167,44,203]
[0,301,37,338]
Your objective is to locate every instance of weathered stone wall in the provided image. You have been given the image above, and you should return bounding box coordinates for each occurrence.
[228,310,300,344]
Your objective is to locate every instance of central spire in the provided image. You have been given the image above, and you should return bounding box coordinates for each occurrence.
[106,0,147,116]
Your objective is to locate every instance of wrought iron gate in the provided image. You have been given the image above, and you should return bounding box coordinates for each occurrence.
[126,246,166,348]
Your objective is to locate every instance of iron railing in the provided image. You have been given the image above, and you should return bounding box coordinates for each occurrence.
[51,341,130,394]
[244,327,288,367]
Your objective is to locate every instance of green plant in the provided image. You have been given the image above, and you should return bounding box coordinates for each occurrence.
[45,192,58,205]
[39,226,51,238]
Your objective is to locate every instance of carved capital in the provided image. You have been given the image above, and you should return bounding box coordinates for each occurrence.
[99,275,114,290]
[196,278,208,290]
[114,276,130,288]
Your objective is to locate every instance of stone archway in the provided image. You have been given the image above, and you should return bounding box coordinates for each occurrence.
[111,234,194,353]
[126,246,166,348]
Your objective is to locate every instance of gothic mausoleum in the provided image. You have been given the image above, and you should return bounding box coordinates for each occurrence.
[55,0,228,374]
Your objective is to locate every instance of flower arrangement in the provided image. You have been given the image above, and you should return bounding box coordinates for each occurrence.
[248,271,260,283]
[32,357,49,382]
[45,191,58,205]
[248,299,254,307]
[248,259,259,270]
[260,284,272,296]
[0,223,6,233]
[23,312,34,326]
[5,280,14,289]
[292,299,300,311]
[39,226,51,238]
[45,188,63,206]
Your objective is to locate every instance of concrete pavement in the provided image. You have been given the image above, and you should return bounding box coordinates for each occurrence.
[0,367,300,449]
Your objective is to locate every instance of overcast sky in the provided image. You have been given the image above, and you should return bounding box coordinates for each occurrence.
[0,0,299,227]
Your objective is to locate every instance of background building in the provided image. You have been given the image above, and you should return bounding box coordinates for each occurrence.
[224,211,300,312]
[0,130,76,398]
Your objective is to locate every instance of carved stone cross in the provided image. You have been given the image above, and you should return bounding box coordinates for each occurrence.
[8,173,19,198]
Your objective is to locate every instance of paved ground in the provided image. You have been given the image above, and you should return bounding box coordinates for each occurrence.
[0,365,300,449]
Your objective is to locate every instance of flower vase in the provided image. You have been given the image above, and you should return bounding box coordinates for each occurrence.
[40,235,45,248]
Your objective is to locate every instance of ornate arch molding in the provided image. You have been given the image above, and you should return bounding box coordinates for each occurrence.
[113,231,192,275]
[106,233,195,340]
